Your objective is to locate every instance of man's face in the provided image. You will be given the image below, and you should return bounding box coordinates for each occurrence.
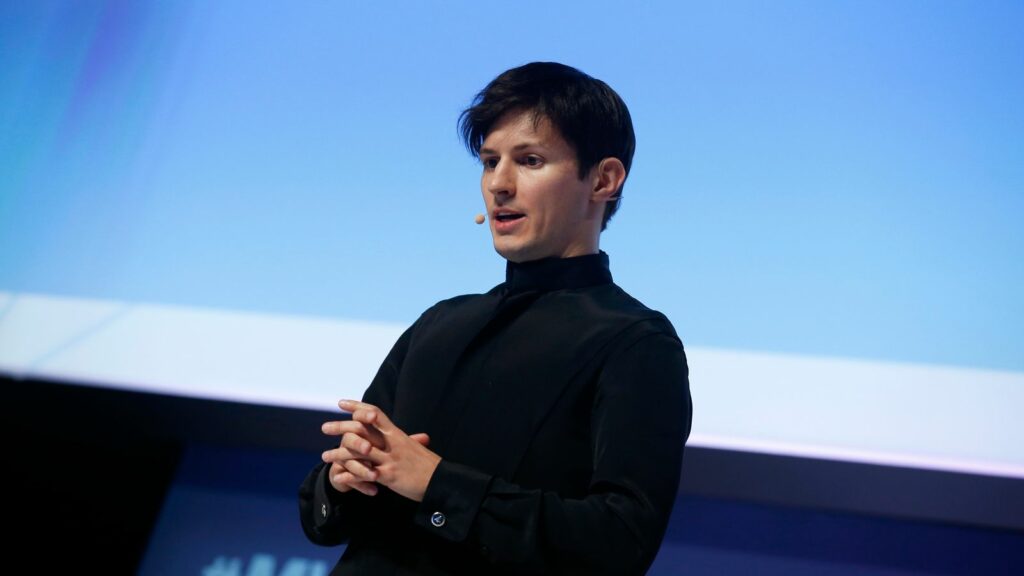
[479,109,600,263]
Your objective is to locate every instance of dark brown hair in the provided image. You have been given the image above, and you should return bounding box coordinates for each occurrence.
[459,62,635,230]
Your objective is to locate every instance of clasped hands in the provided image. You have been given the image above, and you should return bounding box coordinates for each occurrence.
[321,399,441,503]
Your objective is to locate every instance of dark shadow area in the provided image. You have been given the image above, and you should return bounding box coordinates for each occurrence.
[5,375,1023,573]
[6,380,182,573]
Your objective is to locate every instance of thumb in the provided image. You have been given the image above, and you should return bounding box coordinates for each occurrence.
[409,433,431,447]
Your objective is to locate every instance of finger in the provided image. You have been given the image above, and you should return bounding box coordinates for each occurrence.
[348,480,379,497]
[322,446,349,464]
[342,457,379,483]
[332,459,377,479]
[322,444,369,465]
[338,399,377,414]
[321,419,373,438]
[352,407,395,433]
[341,431,375,457]
[323,418,387,452]
[357,442,398,467]
[328,463,353,493]
[338,400,396,437]
[410,432,431,446]
[331,471,378,497]
[339,400,391,427]
[340,419,386,450]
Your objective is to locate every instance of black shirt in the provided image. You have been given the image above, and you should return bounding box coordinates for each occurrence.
[300,251,691,575]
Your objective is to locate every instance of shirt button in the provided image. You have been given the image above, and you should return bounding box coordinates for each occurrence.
[321,503,327,518]
[430,511,447,528]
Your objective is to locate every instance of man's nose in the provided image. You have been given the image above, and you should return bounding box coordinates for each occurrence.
[486,160,515,198]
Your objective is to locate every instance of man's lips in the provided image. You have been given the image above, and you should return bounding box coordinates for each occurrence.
[493,210,525,232]
[493,209,525,222]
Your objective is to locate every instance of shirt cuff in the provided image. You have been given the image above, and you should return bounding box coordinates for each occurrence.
[313,462,349,531]
[414,459,493,542]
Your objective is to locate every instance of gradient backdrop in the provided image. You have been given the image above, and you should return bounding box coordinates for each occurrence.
[3,1,1023,573]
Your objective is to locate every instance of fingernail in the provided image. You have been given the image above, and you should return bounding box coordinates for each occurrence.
[321,451,330,461]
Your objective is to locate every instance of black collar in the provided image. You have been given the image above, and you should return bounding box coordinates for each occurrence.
[504,251,613,294]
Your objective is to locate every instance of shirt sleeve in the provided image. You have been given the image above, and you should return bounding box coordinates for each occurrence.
[297,319,417,546]
[411,328,692,575]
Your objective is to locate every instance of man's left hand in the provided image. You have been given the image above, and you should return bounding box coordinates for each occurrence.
[325,399,442,503]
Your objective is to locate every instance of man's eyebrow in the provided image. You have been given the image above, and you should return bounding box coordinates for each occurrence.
[479,142,545,155]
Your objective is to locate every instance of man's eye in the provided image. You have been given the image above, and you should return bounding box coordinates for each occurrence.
[482,158,498,169]
[524,156,542,167]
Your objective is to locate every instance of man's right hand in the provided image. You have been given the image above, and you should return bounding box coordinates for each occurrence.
[321,418,430,497]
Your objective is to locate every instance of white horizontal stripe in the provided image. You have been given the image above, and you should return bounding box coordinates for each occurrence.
[2,292,1021,479]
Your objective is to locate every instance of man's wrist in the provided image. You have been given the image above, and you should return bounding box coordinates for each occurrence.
[411,453,443,502]
[413,460,493,542]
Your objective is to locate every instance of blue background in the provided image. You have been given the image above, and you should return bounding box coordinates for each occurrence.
[2,0,1022,372]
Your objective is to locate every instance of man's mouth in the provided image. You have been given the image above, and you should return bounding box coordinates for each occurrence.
[495,213,525,222]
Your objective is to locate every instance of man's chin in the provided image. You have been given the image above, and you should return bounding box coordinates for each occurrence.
[493,241,534,264]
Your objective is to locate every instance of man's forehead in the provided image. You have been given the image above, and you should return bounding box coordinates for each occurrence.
[482,109,560,147]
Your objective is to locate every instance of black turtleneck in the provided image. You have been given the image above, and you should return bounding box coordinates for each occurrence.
[503,251,613,294]
[301,250,691,576]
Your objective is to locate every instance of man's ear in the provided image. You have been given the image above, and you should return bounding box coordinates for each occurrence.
[590,157,627,204]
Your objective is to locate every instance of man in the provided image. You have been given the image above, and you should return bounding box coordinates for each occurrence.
[299,62,692,575]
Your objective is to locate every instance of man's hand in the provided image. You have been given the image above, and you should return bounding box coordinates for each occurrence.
[321,400,440,502]
[321,416,427,496]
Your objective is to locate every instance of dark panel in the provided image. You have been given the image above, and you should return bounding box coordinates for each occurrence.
[6,375,1023,533]
[6,378,181,573]
[680,445,1024,531]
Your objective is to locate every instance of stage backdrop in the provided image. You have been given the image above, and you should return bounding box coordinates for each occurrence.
[2,1,1023,480]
